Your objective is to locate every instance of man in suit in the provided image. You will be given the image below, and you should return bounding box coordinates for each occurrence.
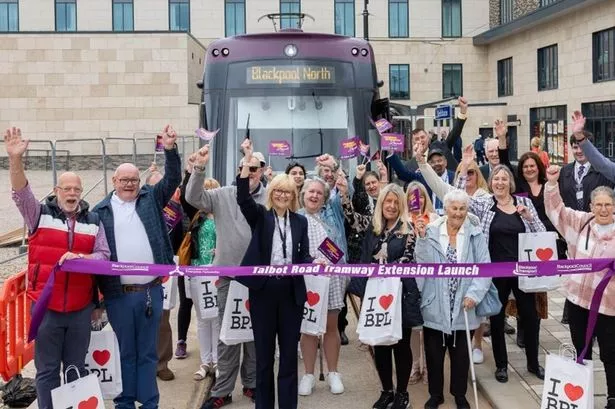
[480,138,500,181]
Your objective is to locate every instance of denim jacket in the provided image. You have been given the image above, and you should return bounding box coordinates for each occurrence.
[414,216,491,334]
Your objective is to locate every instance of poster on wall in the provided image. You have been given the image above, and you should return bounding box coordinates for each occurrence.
[557,120,564,134]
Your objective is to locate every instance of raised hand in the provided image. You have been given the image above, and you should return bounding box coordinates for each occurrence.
[546,165,560,185]
[161,125,178,149]
[241,138,253,162]
[356,164,366,180]
[335,174,348,196]
[4,127,29,158]
[458,96,468,115]
[494,119,507,140]
[571,111,586,136]
[415,217,427,238]
[375,160,388,183]
[194,145,209,167]
[316,154,336,170]
[516,204,533,221]
[413,141,428,164]
[186,152,197,172]
[148,162,158,173]
[264,166,273,181]
[462,144,475,166]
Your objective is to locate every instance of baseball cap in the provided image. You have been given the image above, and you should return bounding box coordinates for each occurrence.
[240,152,266,167]
[427,148,445,160]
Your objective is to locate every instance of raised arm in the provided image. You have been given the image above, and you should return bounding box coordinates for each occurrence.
[386,153,422,183]
[152,125,182,207]
[571,111,615,183]
[237,139,265,229]
[445,97,468,150]
[336,176,371,233]
[185,144,221,213]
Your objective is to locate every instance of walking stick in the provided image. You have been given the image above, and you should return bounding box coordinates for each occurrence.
[318,335,325,381]
[464,308,480,409]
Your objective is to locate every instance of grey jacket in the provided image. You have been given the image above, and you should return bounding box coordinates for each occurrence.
[414,216,491,334]
[185,169,266,268]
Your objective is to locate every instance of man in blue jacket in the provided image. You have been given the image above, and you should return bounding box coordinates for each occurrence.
[94,125,182,409]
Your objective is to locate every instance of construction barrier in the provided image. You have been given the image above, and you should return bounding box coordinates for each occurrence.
[0,270,34,381]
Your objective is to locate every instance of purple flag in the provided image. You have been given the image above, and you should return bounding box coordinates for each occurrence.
[381,133,405,152]
[155,134,164,152]
[268,140,292,156]
[318,238,344,264]
[339,137,359,159]
[195,128,219,142]
[408,188,421,212]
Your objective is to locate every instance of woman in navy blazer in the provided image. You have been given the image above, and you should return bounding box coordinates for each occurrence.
[236,140,314,409]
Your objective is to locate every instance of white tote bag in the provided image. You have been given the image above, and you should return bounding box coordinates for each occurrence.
[51,365,105,409]
[190,276,219,320]
[357,277,403,346]
[540,352,594,409]
[85,325,122,399]
[300,276,330,336]
[162,276,178,310]
[518,231,562,292]
[219,281,254,345]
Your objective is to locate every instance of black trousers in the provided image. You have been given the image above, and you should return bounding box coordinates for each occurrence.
[490,277,539,369]
[176,276,193,342]
[338,292,349,332]
[374,327,412,393]
[250,278,303,409]
[567,300,615,398]
[423,327,473,399]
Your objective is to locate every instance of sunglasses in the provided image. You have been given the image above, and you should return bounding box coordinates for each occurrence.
[467,170,476,176]
[238,166,260,173]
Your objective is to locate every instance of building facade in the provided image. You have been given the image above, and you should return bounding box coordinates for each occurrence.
[0,0,613,162]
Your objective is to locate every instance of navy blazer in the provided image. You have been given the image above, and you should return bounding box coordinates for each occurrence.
[235,176,312,306]
[559,162,614,211]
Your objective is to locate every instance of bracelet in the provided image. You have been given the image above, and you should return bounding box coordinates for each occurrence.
[194,165,206,172]
[457,112,468,120]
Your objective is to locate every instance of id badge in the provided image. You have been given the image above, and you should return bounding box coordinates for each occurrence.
[576,190,584,200]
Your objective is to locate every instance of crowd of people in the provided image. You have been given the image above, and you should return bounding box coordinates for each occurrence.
[4,100,615,409]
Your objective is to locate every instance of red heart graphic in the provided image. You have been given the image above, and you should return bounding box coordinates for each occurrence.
[214,279,220,287]
[379,294,394,310]
[245,300,250,311]
[92,350,110,366]
[78,396,99,409]
[564,383,584,401]
[306,291,320,307]
[535,248,554,261]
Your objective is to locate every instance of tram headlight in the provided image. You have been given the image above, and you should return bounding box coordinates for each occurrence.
[360,48,369,56]
[351,47,359,56]
[212,49,220,57]
[284,44,298,57]
[221,48,230,57]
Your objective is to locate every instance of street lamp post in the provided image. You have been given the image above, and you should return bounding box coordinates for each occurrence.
[362,0,369,41]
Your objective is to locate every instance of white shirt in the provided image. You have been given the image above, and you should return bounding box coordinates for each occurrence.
[270,211,292,266]
[433,172,449,216]
[574,161,591,184]
[438,218,466,261]
[111,193,156,285]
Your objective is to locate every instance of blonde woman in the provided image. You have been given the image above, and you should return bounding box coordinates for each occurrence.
[337,181,421,409]
[530,137,550,168]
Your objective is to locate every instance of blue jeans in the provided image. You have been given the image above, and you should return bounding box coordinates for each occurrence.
[34,303,93,409]
[106,285,163,409]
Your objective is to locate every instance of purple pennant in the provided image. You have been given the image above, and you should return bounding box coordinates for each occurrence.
[381,133,405,152]
[359,141,370,157]
[163,200,182,232]
[155,134,164,153]
[318,238,344,264]
[339,137,360,159]
[195,128,219,142]
[375,118,393,134]
[408,188,421,212]
[28,265,58,342]
[268,140,292,156]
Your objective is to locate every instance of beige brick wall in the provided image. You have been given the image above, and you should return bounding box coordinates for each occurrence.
[0,33,204,156]
[486,1,615,155]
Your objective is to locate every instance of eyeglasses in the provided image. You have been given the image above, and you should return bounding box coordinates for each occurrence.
[273,189,293,197]
[593,203,614,209]
[118,178,140,185]
[57,186,83,194]
[238,166,259,173]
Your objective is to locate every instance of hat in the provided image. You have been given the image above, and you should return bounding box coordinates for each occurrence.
[427,148,445,160]
[240,152,266,167]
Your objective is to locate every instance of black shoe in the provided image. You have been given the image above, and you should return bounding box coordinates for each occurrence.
[391,391,410,409]
[528,365,545,380]
[606,398,615,409]
[455,396,471,409]
[373,390,395,409]
[340,331,349,346]
[504,321,516,335]
[201,395,232,409]
[495,367,508,383]
[424,395,444,409]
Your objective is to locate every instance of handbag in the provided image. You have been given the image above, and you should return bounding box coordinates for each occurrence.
[177,211,203,266]
[475,282,502,317]
[518,232,561,292]
[357,277,403,346]
[85,325,122,399]
[51,365,105,409]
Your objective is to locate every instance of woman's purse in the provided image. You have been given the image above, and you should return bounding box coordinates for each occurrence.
[475,282,502,317]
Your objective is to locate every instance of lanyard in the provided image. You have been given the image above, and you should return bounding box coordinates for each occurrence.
[275,210,289,260]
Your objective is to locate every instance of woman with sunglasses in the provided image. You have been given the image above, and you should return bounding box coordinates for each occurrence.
[235,139,316,409]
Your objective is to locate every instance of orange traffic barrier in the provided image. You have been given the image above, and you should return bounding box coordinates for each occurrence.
[0,270,34,381]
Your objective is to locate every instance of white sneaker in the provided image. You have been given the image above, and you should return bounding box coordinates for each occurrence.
[472,348,484,364]
[298,374,316,396]
[327,372,345,394]
[193,364,208,381]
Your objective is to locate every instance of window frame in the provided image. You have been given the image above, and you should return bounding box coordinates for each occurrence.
[389,64,410,100]
[279,0,301,30]
[169,0,190,32]
[497,57,513,97]
[225,0,246,37]
[500,0,513,24]
[539,0,560,6]
[55,0,77,32]
[334,0,355,37]
[593,27,615,83]
[112,0,134,32]
[442,63,463,98]
[388,0,408,39]
[537,44,558,91]
[442,0,462,38]
[0,0,19,32]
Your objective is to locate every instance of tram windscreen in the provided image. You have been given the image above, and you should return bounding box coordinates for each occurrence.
[224,93,358,176]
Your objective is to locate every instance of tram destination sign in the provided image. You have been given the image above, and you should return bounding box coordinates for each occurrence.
[247,65,336,85]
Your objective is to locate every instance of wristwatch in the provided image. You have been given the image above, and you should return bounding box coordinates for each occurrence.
[194,164,206,172]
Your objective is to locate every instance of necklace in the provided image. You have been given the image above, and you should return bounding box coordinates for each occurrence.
[496,196,512,207]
